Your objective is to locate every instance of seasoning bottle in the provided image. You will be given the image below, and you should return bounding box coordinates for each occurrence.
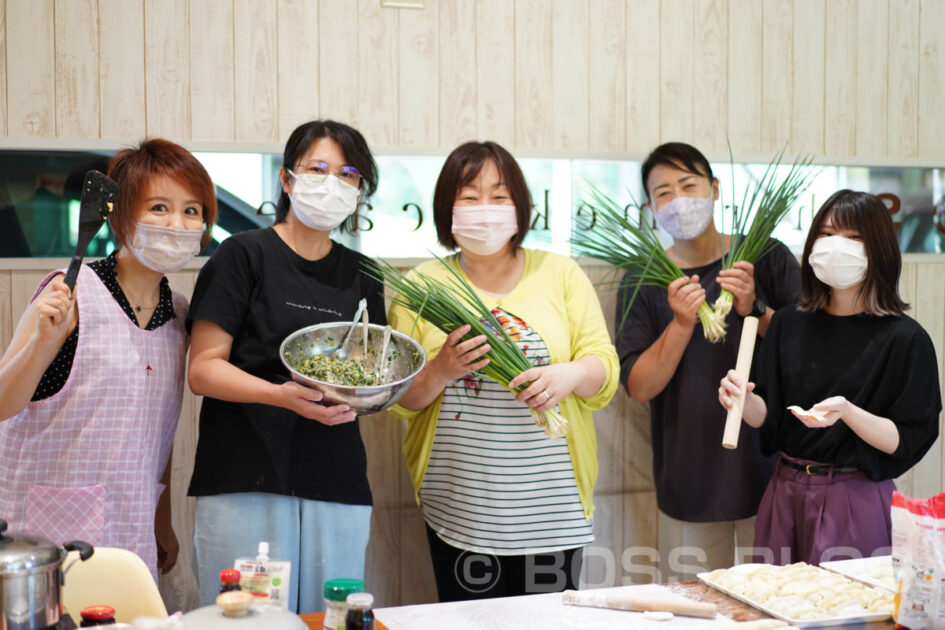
[220,568,242,593]
[323,578,365,630]
[79,605,116,626]
[345,592,374,630]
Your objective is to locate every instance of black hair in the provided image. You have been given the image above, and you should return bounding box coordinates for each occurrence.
[275,120,379,231]
[641,142,714,199]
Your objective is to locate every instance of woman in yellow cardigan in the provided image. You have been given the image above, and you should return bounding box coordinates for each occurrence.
[389,141,618,602]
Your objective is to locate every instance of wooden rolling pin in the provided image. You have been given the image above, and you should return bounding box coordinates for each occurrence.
[722,315,760,449]
[562,589,717,619]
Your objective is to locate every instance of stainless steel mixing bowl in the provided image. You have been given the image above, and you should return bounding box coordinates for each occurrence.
[279,322,426,414]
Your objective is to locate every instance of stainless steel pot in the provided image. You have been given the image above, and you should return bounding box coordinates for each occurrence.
[0,518,93,630]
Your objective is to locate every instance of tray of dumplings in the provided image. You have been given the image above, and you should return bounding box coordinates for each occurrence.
[698,562,894,627]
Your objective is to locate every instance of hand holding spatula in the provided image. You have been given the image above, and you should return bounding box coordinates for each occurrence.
[63,170,119,291]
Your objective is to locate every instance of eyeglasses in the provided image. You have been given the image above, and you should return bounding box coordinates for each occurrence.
[290,161,361,190]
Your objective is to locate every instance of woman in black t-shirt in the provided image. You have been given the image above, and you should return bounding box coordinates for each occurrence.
[186,120,384,613]
[719,190,941,565]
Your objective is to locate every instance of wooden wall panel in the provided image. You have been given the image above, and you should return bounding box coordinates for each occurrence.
[912,262,945,498]
[588,0,626,152]
[823,0,856,158]
[760,0,793,153]
[190,0,235,142]
[99,0,146,140]
[658,0,693,142]
[514,0,553,149]
[727,0,762,155]
[551,0,589,150]
[626,0,660,152]
[234,0,279,143]
[0,271,11,351]
[887,0,919,159]
[54,0,99,138]
[918,0,945,159]
[854,0,888,159]
[475,0,515,146]
[398,2,438,146]
[438,1,476,148]
[144,0,190,140]
[6,0,54,136]
[317,3,359,126]
[692,0,728,155]
[790,0,824,156]
[276,0,318,142]
[357,0,397,146]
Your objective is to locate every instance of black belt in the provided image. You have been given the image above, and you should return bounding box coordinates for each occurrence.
[781,457,859,476]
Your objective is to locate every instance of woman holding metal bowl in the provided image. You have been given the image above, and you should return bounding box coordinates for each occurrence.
[186,120,384,613]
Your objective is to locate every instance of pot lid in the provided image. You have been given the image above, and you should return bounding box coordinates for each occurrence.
[0,519,63,572]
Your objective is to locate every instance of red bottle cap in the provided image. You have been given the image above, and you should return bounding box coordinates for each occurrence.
[220,568,241,584]
[80,605,116,620]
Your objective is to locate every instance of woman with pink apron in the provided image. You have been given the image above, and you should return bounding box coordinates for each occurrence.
[0,139,217,581]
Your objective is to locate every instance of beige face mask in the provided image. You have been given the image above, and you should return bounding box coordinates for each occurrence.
[128,222,203,273]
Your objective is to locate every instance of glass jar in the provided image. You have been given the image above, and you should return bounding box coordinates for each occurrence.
[322,578,365,630]
[345,592,374,630]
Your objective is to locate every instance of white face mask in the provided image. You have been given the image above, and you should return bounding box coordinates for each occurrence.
[287,170,360,231]
[653,196,715,241]
[451,205,519,256]
[127,222,203,274]
[809,235,869,289]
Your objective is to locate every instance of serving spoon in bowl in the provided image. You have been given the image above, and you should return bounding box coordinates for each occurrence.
[325,298,367,360]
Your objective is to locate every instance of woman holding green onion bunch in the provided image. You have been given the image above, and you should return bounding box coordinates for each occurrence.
[389,141,619,602]
[615,142,801,581]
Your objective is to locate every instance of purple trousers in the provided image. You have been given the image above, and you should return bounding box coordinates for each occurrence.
[753,453,895,566]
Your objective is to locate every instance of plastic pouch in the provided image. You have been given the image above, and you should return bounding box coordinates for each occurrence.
[234,541,292,610]
[891,490,945,629]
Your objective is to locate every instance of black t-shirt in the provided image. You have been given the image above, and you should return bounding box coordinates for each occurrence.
[615,240,800,522]
[186,227,386,505]
[754,306,941,480]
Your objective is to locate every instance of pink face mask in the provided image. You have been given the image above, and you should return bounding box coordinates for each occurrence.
[451,205,519,255]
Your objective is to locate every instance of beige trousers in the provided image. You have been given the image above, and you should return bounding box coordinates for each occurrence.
[657,510,756,582]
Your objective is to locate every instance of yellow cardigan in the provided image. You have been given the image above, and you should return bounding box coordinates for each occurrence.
[388,249,619,520]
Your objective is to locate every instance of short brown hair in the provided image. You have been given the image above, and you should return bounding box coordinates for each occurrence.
[432,141,532,250]
[107,138,217,250]
[798,189,907,315]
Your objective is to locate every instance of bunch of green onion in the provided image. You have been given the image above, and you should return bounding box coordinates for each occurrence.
[571,187,728,342]
[363,257,569,438]
[713,150,818,317]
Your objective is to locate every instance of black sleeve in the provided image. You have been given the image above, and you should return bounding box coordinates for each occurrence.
[757,239,801,310]
[752,307,786,455]
[888,326,941,468]
[186,235,257,336]
[363,263,387,327]
[615,274,660,393]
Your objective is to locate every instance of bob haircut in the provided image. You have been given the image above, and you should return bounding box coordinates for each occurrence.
[798,189,908,316]
[432,141,532,251]
[107,138,218,251]
[276,120,379,232]
[641,142,715,200]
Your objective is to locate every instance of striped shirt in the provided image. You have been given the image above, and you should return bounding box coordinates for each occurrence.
[420,308,594,555]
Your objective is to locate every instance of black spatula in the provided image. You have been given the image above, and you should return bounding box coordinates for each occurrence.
[63,170,119,291]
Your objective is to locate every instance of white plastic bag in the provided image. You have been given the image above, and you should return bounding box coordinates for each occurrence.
[891,491,945,629]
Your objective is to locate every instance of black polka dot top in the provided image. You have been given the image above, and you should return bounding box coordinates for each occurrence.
[30,253,176,401]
